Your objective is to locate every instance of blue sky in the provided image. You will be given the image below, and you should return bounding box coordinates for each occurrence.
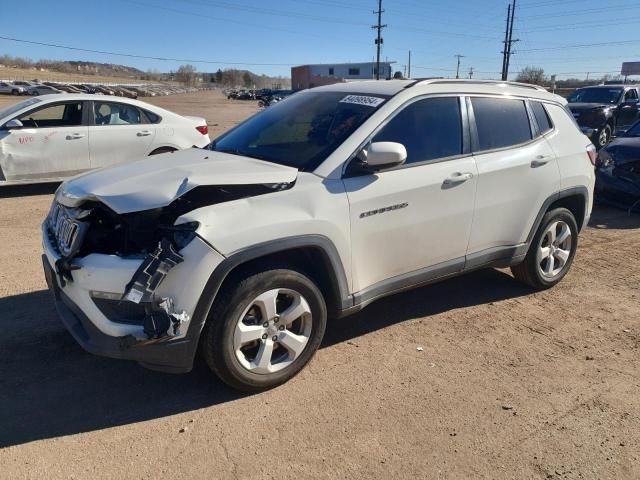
[1,0,639,80]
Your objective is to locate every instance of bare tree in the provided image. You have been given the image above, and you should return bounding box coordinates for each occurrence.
[516,66,547,86]
[176,64,198,87]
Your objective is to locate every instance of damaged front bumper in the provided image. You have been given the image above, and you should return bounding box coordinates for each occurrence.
[42,222,225,373]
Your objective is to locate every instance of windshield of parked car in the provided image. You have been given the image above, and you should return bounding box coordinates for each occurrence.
[209,91,390,171]
[624,121,640,137]
[567,88,623,104]
[0,97,41,122]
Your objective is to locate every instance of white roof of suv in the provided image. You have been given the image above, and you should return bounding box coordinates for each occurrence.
[312,79,563,104]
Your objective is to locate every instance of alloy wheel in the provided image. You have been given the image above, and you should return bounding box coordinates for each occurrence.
[233,288,313,374]
[537,220,573,279]
[598,128,610,147]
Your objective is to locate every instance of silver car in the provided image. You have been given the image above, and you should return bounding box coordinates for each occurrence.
[0,82,25,95]
[27,85,64,96]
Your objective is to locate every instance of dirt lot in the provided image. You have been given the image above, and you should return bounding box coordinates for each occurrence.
[0,91,639,479]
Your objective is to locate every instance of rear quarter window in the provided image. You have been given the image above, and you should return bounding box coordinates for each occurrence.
[530,101,553,136]
[142,109,161,124]
[471,97,532,151]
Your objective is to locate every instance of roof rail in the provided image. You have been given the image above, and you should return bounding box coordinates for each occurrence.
[406,78,548,92]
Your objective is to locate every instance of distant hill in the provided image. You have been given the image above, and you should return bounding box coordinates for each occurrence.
[0,54,290,87]
[0,54,145,79]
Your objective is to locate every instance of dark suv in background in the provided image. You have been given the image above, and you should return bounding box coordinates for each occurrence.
[567,85,640,148]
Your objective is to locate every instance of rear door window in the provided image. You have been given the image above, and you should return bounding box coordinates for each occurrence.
[372,97,463,164]
[471,97,532,151]
[94,101,143,125]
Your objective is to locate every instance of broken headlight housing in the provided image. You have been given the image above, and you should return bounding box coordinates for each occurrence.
[164,221,200,251]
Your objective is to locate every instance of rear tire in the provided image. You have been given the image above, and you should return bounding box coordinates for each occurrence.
[511,208,578,289]
[200,269,327,391]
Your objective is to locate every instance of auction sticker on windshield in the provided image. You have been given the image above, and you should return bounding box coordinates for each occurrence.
[339,95,385,108]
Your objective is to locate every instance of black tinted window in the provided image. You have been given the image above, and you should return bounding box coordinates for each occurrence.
[531,101,553,135]
[471,97,531,151]
[373,97,462,164]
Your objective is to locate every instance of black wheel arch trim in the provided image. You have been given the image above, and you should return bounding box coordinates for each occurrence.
[180,235,352,368]
[525,186,590,248]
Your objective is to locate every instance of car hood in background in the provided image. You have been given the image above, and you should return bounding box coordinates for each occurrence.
[56,148,298,214]
[568,102,612,113]
[602,137,640,164]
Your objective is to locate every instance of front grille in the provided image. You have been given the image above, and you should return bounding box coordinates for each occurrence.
[47,202,89,257]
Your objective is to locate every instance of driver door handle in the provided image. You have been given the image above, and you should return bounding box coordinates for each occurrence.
[531,155,551,168]
[443,172,474,185]
[66,133,85,140]
[137,130,152,137]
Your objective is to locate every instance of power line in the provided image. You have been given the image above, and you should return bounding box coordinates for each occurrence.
[519,39,640,52]
[0,35,298,66]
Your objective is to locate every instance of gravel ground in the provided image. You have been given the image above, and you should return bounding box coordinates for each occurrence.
[0,91,639,479]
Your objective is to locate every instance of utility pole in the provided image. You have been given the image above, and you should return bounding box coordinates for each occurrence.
[372,0,387,80]
[501,3,511,81]
[468,67,474,79]
[455,54,465,79]
[503,0,519,81]
[408,50,411,79]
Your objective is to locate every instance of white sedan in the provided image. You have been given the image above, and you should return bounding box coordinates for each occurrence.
[0,94,210,184]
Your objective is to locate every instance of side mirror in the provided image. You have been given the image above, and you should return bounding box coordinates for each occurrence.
[361,142,407,170]
[4,119,23,130]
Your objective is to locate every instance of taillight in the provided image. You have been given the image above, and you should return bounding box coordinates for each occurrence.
[196,125,208,135]
[586,144,597,166]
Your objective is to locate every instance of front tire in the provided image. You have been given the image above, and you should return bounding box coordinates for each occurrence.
[11,89,19,96]
[511,208,578,289]
[594,124,611,149]
[201,269,327,391]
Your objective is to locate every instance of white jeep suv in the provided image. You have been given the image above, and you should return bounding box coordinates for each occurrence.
[42,79,595,391]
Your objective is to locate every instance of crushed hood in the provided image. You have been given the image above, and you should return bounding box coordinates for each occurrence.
[57,148,298,214]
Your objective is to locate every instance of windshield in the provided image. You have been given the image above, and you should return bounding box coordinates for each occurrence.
[0,97,41,121]
[567,88,623,104]
[624,121,640,137]
[209,91,390,171]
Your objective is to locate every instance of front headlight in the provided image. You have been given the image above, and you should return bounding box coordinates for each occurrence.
[596,149,614,168]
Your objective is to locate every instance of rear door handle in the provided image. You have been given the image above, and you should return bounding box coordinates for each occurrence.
[531,155,551,168]
[137,130,152,137]
[443,172,474,185]
[66,133,85,140]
